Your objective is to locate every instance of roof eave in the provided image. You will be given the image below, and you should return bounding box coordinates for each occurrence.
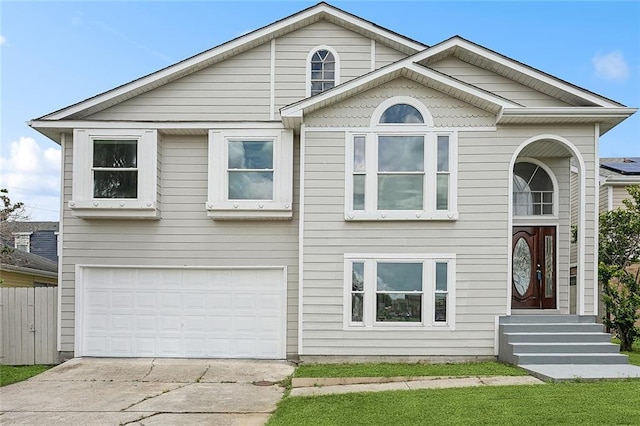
[602,176,640,185]
[497,107,637,134]
[1,264,58,279]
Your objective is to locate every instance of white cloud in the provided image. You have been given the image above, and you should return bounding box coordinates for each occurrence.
[593,51,630,82]
[0,137,61,221]
[0,35,6,46]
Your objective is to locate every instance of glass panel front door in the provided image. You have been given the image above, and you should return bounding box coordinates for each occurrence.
[512,226,556,309]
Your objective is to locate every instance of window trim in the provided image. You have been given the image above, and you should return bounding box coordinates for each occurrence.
[207,129,293,219]
[343,253,456,330]
[344,130,458,221]
[306,45,340,98]
[70,129,158,219]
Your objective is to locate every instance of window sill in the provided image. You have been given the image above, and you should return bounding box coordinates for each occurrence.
[206,201,292,220]
[345,211,458,221]
[344,324,453,331]
[69,200,160,219]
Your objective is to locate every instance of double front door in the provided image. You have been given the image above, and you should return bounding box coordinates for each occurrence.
[512,226,556,309]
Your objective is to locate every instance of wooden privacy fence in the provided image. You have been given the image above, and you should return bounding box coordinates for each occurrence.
[0,287,58,365]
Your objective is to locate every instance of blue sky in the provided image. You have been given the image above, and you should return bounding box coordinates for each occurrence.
[1,1,639,221]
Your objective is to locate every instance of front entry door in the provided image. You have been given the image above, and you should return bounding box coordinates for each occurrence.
[512,227,556,309]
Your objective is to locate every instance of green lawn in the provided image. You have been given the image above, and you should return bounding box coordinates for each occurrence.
[0,365,52,387]
[268,381,640,426]
[294,361,526,378]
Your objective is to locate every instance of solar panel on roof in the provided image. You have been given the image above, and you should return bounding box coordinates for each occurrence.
[601,159,640,175]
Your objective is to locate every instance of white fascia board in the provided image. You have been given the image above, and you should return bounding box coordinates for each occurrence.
[29,120,287,130]
[410,37,625,108]
[281,62,517,118]
[39,4,425,121]
[602,176,640,185]
[497,107,637,122]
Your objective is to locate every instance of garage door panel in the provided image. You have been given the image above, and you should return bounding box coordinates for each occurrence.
[111,315,133,331]
[135,292,158,309]
[80,267,285,359]
[135,338,156,355]
[86,314,108,331]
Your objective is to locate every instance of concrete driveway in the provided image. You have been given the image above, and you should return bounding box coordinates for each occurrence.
[0,358,295,425]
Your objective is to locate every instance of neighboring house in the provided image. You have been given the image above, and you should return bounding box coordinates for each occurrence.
[570,158,640,314]
[599,157,640,212]
[29,3,636,361]
[0,249,58,287]
[6,222,59,263]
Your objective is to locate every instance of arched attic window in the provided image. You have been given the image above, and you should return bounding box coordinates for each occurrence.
[513,162,555,216]
[309,47,338,96]
[379,103,424,124]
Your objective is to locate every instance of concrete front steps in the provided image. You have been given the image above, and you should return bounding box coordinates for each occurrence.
[498,315,629,367]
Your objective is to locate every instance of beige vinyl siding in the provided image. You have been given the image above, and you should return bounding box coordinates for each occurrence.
[301,123,596,356]
[599,184,609,212]
[86,44,272,121]
[59,133,300,356]
[305,77,495,128]
[429,57,571,107]
[274,21,379,117]
[375,43,407,68]
[612,185,634,209]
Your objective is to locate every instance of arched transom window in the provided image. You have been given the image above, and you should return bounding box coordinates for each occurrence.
[310,49,336,96]
[513,162,554,215]
[379,103,424,124]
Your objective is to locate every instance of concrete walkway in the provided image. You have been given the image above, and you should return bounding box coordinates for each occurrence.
[0,358,294,425]
[290,375,544,397]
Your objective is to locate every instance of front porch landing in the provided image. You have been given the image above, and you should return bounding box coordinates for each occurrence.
[522,364,640,382]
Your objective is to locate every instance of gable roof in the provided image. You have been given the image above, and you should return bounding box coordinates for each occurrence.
[413,36,624,108]
[34,2,426,122]
[280,37,636,131]
[9,221,59,233]
[280,60,522,127]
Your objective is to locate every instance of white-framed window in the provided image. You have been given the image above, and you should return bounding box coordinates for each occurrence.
[344,254,455,329]
[14,232,32,252]
[207,129,293,219]
[70,129,158,219]
[513,160,557,217]
[306,46,340,97]
[345,98,457,221]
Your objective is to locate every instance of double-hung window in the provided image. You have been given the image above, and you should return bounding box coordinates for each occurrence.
[345,99,457,221]
[345,254,455,329]
[14,233,32,252]
[207,129,293,219]
[71,129,158,219]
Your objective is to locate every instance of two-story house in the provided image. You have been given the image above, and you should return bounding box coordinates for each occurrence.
[30,3,636,362]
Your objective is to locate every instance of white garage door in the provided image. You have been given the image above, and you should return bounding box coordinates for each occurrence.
[77,267,286,359]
